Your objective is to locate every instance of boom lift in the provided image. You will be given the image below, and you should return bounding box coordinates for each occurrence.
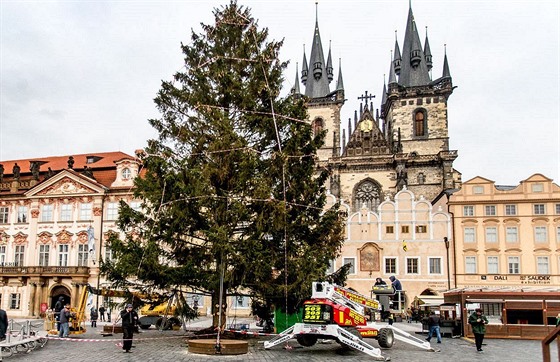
[264,282,434,360]
[46,286,88,335]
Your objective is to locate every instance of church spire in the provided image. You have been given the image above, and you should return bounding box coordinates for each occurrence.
[327,41,334,82]
[393,31,402,76]
[301,46,308,85]
[388,51,398,85]
[304,2,331,98]
[292,62,301,95]
[336,58,344,90]
[398,3,431,87]
[442,44,451,79]
[424,26,433,72]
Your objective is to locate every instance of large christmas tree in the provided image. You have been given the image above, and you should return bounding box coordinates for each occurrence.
[102,0,345,327]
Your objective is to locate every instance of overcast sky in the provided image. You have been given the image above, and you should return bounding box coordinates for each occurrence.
[1,0,558,186]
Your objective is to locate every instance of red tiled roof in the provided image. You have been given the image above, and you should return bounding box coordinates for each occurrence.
[0,151,136,174]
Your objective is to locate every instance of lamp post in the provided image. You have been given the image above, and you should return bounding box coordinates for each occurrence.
[444,237,451,290]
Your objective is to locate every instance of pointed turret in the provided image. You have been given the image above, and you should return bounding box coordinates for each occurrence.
[304,4,331,98]
[301,47,308,85]
[442,44,451,79]
[393,31,402,76]
[424,26,433,72]
[292,63,301,95]
[398,4,431,87]
[388,51,398,85]
[336,58,344,91]
[381,76,387,107]
[326,41,334,82]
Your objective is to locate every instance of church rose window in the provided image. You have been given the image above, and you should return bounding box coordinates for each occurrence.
[354,180,381,212]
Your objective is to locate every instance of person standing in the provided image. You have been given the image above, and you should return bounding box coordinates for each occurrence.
[58,304,72,338]
[120,304,138,353]
[0,308,8,341]
[425,311,442,343]
[374,277,387,286]
[468,308,488,352]
[556,312,560,327]
[90,307,98,328]
[98,305,105,322]
[54,296,64,331]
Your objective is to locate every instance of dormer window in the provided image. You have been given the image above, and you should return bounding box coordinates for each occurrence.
[313,62,322,80]
[122,168,131,180]
[393,59,401,75]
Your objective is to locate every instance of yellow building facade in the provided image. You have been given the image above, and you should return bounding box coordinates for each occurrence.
[446,174,560,289]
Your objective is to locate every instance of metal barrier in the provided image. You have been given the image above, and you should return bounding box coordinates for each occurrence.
[0,319,48,361]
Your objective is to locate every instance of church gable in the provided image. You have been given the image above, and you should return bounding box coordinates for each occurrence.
[343,108,390,157]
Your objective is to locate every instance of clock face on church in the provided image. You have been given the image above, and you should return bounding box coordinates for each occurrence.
[360,118,373,132]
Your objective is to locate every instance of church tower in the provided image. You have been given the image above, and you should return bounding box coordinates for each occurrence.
[380,4,458,198]
[294,4,345,164]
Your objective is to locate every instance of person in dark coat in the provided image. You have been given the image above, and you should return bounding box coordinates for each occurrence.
[98,305,105,322]
[374,277,387,286]
[54,296,64,331]
[90,307,99,328]
[58,304,72,338]
[0,308,8,340]
[120,304,138,353]
[468,308,489,352]
[425,311,442,343]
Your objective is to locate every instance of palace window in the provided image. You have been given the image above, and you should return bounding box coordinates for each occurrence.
[465,256,477,274]
[60,204,72,221]
[485,205,496,216]
[79,203,92,220]
[58,245,69,266]
[105,246,113,262]
[506,226,518,243]
[39,245,50,266]
[326,260,335,274]
[487,256,499,274]
[0,246,6,265]
[77,244,88,266]
[106,202,119,220]
[463,206,474,216]
[508,256,520,274]
[14,245,24,266]
[353,180,382,212]
[533,204,545,215]
[9,294,21,310]
[556,204,560,214]
[41,204,53,222]
[485,227,498,242]
[401,225,410,233]
[417,173,426,184]
[505,204,517,216]
[0,207,8,224]
[534,226,547,243]
[537,256,549,274]
[386,226,394,234]
[17,206,27,223]
[416,225,427,233]
[464,227,476,242]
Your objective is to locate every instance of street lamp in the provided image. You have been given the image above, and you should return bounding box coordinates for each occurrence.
[444,237,451,290]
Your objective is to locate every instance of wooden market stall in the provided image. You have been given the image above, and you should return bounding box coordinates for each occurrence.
[444,287,560,340]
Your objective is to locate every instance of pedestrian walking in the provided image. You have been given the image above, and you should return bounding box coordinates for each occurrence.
[425,311,442,343]
[90,307,98,328]
[556,313,560,327]
[107,307,111,322]
[120,304,138,353]
[0,308,8,341]
[388,313,394,325]
[98,305,105,322]
[58,303,72,338]
[406,308,413,323]
[468,308,488,352]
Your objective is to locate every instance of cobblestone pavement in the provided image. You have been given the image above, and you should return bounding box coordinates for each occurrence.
[5,319,557,361]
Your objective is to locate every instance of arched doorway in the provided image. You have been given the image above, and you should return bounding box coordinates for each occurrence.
[50,285,71,309]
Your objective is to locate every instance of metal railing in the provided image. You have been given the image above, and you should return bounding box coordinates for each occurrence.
[0,319,48,360]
